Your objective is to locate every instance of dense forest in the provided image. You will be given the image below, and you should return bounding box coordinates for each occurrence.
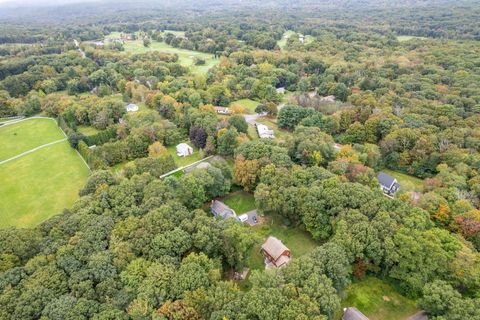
[0,0,479,319]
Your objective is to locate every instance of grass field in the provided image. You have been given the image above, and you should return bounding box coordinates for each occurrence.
[166,143,203,167]
[255,117,292,141]
[0,118,64,161]
[277,30,315,50]
[105,32,218,74]
[339,277,418,320]
[397,35,427,42]
[77,125,101,136]
[221,191,256,214]
[383,169,424,193]
[230,99,259,114]
[0,141,90,228]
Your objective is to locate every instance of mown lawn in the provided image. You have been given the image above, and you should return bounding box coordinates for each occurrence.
[338,276,418,320]
[383,169,424,193]
[77,125,100,136]
[0,141,90,228]
[397,35,427,42]
[0,118,65,161]
[277,30,295,50]
[255,117,292,141]
[230,99,259,114]
[105,32,218,74]
[221,191,256,214]
[166,143,203,167]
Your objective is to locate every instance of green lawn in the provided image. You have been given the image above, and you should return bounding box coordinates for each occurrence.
[105,32,218,75]
[277,30,295,50]
[383,169,424,193]
[247,214,319,271]
[0,141,90,228]
[255,117,292,141]
[339,277,418,320]
[230,99,259,114]
[0,118,65,161]
[247,123,259,140]
[221,191,256,214]
[77,125,100,136]
[166,143,203,167]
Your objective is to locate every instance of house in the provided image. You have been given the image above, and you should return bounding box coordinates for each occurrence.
[342,307,369,320]
[176,143,193,157]
[276,87,286,94]
[307,91,317,98]
[299,34,305,43]
[126,103,139,112]
[214,106,231,115]
[94,41,104,47]
[211,200,237,220]
[320,95,336,103]
[377,172,400,196]
[261,236,291,268]
[256,123,275,139]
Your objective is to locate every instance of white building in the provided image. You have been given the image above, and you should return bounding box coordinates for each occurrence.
[176,143,193,157]
[256,123,275,139]
[126,103,139,112]
[276,87,286,94]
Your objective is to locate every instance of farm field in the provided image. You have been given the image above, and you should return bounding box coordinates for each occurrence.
[338,277,418,320]
[383,169,424,193]
[0,118,65,161]
[0,140,90,228]
[105,32,219,74]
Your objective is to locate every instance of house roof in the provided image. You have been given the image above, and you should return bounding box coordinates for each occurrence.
[343,307,369,320]
[377,172,396,189]
[261,236,289,260]
[177,143,192,150]
[211,200,236,219]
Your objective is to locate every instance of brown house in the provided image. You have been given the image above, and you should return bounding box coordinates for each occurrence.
[261,236,291,268]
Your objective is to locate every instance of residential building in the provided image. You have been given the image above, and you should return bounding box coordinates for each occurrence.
[377,172,400,196]
[276,87,286,94]
[256,123,275,139]
[342,307,369,320]
[210,200,237,220]
[126,103,139,112]
[214,106,231,115]
[261,236,291,268]
[176,143,193,157]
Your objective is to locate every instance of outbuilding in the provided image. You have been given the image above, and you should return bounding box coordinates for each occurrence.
[176,143,193,157]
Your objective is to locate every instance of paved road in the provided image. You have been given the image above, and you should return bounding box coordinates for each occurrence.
[0,138,67,165]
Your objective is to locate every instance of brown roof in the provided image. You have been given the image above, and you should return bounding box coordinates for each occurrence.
[261,236,289,260]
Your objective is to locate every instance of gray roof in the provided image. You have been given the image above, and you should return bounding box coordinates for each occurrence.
[211,200,236,219]
[343,307,369,320]
[377,172,397,188]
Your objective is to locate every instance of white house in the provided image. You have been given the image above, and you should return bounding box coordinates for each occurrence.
[214,106,231,115]
[176,143,193,157]
[126,103,139,112]
[256,123,275,139]
[276,87,286,94]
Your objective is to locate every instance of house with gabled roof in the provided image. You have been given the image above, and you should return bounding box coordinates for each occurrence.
[211,200,237,220]
[261,236,291,268]
[377,172,400,196]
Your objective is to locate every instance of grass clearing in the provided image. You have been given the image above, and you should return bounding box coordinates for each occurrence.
[77,125,101,136]
[221,191,256,214]
[230,99,259,114]
[255,117,292,141]
[105,32,218,75]
[0,118,65,161]
[166,143,203,167]
[339,276,418,320]
[383,169,424,193]
[0,141,90,228]
[397,35,427,42]
[277,30,295,50]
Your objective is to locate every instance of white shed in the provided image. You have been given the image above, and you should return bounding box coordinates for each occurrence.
[176,143,193,157]
[126,103,139,112]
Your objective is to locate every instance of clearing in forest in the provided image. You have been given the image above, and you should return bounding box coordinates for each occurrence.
[0,118,90,228]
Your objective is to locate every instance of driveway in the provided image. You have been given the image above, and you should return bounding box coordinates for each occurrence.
[243,113,265,125]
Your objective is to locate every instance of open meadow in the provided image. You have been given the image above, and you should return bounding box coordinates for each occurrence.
[0,118,90,228]
[105,32,219,74]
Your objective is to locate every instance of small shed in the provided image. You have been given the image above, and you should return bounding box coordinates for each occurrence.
[276,87,286,94]
[377,172,400,196]
[261,236,290,268]
[342,307,369,320]
[176,143,193,157]
[126,103,139,112]
[211,200,237,220]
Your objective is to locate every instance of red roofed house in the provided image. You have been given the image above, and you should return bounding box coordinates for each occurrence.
[261,236,291,268]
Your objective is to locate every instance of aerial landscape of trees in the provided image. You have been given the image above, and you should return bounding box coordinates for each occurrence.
[0,0,479,319]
